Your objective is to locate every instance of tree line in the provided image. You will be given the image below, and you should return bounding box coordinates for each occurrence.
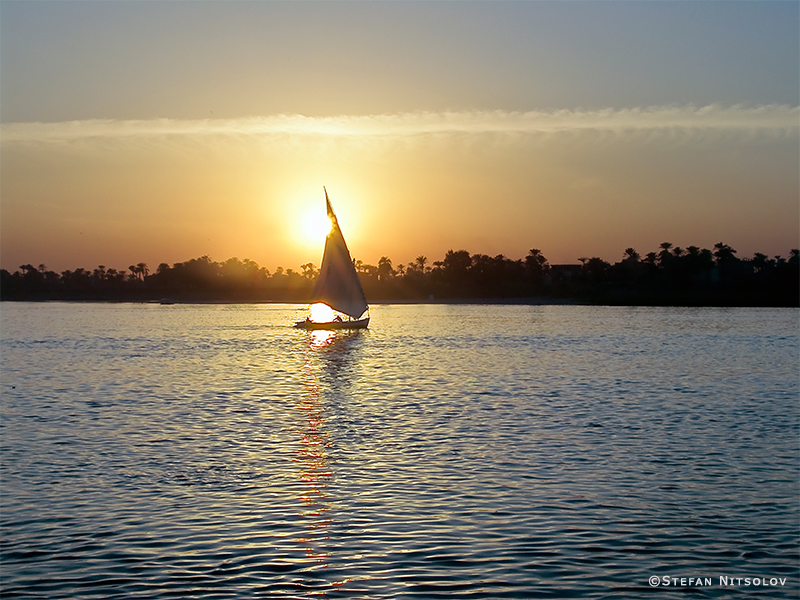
[1,242,798,306]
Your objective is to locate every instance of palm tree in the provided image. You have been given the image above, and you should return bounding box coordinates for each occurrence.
[751,252,770,274]
[300,262,318,280]
[712,243,737,265]
[583,257,610,283]
[622,248,639,262]
[377,256,395,281]
[442,250,471,276]
[106,268,123,284]
[526,248,548,266]
[789,249,800,267]
[414,255,428,273]
[525,248,550,288]
[658,242,673,266]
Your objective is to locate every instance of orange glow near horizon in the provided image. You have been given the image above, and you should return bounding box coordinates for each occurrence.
[0,109,797,273]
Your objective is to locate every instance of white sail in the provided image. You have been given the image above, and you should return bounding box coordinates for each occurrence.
[311,189,368,319]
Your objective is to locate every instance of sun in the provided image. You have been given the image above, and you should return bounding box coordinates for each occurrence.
[300,211,333,245]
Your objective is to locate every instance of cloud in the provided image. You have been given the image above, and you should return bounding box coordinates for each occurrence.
[3,104,797,143]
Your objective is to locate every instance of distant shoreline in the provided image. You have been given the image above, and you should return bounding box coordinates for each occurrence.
[4,245,798,308]
[2,295,796,308]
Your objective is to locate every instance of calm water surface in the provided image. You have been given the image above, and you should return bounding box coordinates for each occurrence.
[1,303,798,598]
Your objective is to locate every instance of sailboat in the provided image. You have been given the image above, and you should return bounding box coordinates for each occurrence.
[293,188,370,330]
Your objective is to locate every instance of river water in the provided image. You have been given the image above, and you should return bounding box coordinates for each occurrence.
[1,303,797,599]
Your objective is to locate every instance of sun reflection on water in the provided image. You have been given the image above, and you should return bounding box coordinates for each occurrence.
[291,328,365,593]
[295,350,333,568]
[309,329,337,349]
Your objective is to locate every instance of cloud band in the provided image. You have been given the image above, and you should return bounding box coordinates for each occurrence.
[2,105,797,143]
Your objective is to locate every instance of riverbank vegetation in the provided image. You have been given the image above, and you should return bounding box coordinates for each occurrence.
[2,243,797,306]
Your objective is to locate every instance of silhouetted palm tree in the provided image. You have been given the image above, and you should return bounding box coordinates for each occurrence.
[525,248,550,289]
[300,263,318,280]
[712,242,737,265]
[414,255,428,273]
[658,242,673,266]
[789,249,800,266]
[622,248,639,262]
[377,256,395,281]
[752,253,770,274]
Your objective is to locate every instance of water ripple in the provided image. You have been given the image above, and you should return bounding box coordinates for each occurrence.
[1,304,797,598]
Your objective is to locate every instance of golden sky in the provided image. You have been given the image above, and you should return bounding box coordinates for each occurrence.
[1,2,798,273]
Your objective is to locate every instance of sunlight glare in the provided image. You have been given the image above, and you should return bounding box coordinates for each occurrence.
[309,302,334,323]
[309,329,337,348]
[301,211,333,245]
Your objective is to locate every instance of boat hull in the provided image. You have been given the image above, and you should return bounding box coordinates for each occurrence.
[293,317,370,330]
